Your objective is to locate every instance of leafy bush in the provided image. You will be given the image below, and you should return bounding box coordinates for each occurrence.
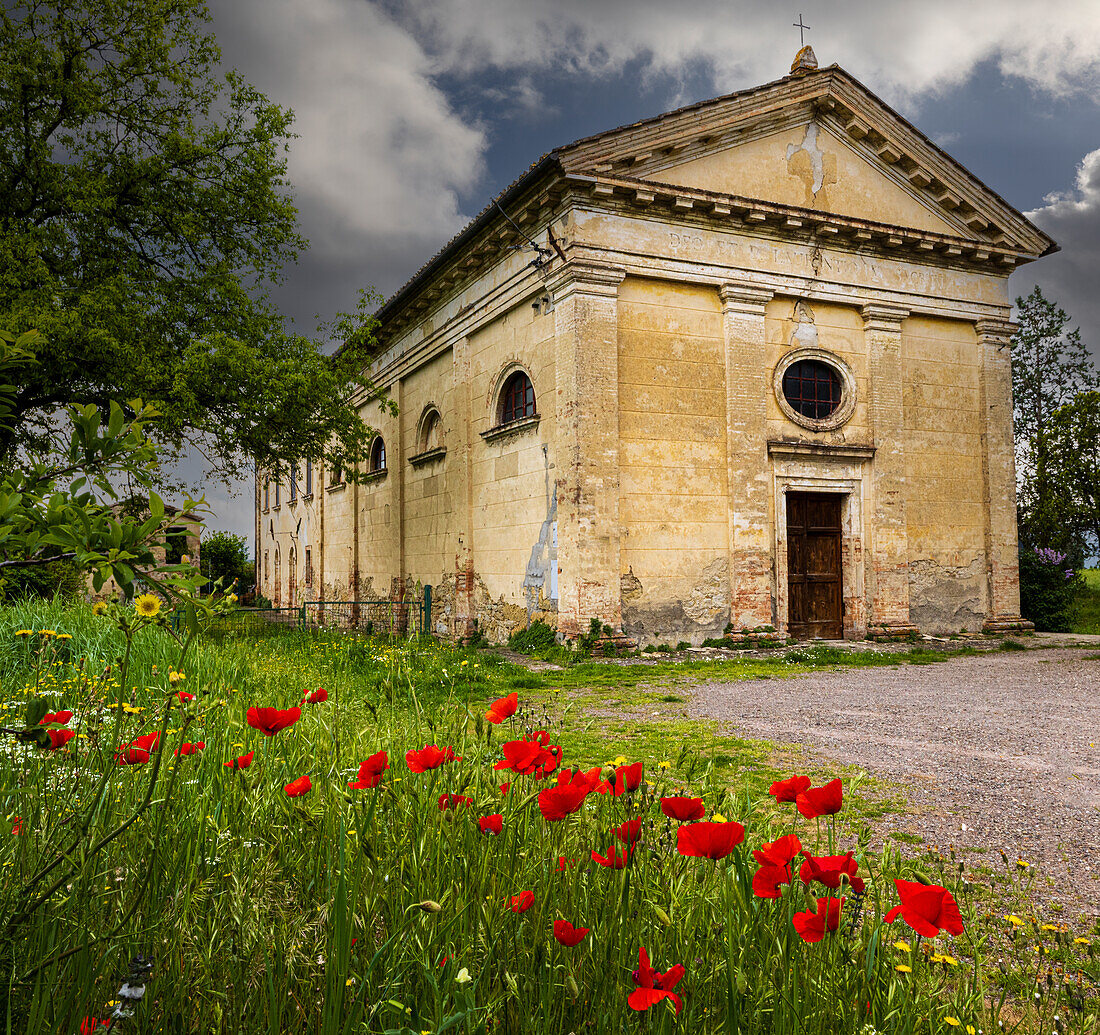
[1019,546,1084,631]
[0,559,83,602]
[507,619,558,655]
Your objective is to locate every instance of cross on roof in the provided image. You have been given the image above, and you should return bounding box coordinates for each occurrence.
[793,14,811,46]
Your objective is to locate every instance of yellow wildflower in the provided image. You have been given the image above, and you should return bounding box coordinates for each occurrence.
[38,630,56,638]
[712,813,728,824]
[1016,858,1030,870]
[893,940,912,952]
[1074,937,1091,946]
[134,593,161,618]
[612,755,629,766]
[658,761,672,769]
[1005,914,1025,926]
[895,964,912,973]
[967,1027,977,1034]
[56,633,72,641]
[944,1018,961,1028]
[14,629,33,638]
[168,670,185,686]
[92,601,108,616]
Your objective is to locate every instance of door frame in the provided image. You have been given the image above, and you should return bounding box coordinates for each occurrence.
[768,443,872,640]
[785,491,844,639]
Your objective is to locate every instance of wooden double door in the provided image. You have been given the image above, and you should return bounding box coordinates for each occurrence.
[786,492,843,640]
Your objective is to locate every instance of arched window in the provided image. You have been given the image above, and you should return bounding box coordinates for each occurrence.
[499,371,536,425]
[369,436,387,473]
[419,408,443,452]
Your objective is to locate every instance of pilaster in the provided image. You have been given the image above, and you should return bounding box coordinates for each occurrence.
[975,317,1033,632]
[550,260,626,638]
[721,280,775,630]
[863,303,919,637]
[452,336,476,639]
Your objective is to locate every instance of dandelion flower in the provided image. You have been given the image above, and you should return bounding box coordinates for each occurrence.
[14,629,33,638]
[658,760,672,769]
[92,602,108,617]
[1006,915,1025,927]
[893,940,912,952]
[895,964,912,973]
[944,1018,961,1027]
[135,594,161,618]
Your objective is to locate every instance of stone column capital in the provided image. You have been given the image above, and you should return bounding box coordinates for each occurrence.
[546,259,626,299]
[975,317,1018,346]
[719,280,774,314]
[861,304,909,331]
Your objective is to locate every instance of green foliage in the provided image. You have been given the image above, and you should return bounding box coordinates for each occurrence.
[1011,288,1097,558]
[1047,391,1100,561]
[0,1,386,482]
[200,530,254,592]
[1,603,1094,1033]
[1071,568,1100,635]
[1018,546,1083,632]
[0,558,83,603]
[506,619,558,655]
[0,333,206,598]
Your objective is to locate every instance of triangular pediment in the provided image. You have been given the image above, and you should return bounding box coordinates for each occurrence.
[556,67,1055,258]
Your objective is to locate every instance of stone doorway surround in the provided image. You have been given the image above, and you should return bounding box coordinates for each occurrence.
[768,441,874,639]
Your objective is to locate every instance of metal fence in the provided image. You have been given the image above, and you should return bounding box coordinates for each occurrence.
[196,587,432,640]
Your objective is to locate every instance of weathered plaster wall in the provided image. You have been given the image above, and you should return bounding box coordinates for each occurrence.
[617,276,730,643]
[902,315,989,632]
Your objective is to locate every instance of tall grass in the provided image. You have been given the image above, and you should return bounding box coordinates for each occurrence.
[0,600,1095,1034]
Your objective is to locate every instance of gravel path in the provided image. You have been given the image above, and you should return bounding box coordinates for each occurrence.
[685,647,1100,919]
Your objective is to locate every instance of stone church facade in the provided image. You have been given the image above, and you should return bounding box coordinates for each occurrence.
[257,53,1054,644]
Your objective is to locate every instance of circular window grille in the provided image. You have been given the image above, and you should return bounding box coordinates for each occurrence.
[773,349,855,431]
[782,359,841,420]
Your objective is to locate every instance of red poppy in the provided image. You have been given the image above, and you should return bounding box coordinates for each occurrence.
[493,733,560,778]
[479,813,503,835]
[538,783,588,821]
[615,818,642,844]
[484,691,518,724]
[660,796,705,822]
[628,947,684,1015]
[348,750,389,789]
[174,741,205,756]
[224,750,254,770]
[303,687,328,704]
[406,744,461,772]
[800,851,865,894]
[557,766,603,792]
[246,706,301,736]
[751,834,802,898]
[553,920,589,946]
[754,833,802,868]
[793,896,845,943]
[506,890,535,912]
[677,821,745,860]
[884,878,964,937]
[40,710,72,726]
[285,775,312,797]
[555,856,574,872]
[769,774,811,802]
[595,760,643,796]
[80,1018,111,1033]
[752,864,792,899]
[500,782,511,795]
[591,843,631,869]
[438,793,473,811]
[795,778,843,819]
[11,816,23,835]
[43,728,76,751]
[175,691,194,703]
[115,731,159,764]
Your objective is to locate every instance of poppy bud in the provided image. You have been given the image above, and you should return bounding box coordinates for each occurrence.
[566,974,579,999]
[419,900,442,913]
[736,970,748,994]
[653,905,671,927]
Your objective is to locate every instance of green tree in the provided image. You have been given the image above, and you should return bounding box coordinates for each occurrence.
[0,0,383,482]
[1010,287,1095,555]
[0,330,203,598]
[200,530,254,593]
[1047,390,1100,560]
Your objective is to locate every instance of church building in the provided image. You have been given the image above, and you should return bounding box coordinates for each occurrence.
[257,49,1054,644]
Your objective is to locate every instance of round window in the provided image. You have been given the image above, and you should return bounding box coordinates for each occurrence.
[781,359,842,420]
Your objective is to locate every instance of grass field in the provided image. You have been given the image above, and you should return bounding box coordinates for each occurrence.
[1,599,1096,1034]
[1074,569,1100,634]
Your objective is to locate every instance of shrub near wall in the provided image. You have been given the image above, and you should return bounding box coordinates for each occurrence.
[1019,546,1084,631]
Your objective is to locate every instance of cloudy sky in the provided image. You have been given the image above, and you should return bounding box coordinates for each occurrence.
[197,0,1100,543]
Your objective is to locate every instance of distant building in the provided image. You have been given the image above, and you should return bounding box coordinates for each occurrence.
[258,51,1052,643]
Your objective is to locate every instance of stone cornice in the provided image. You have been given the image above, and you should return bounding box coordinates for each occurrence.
[974,317,1018,345]
[546,259,626,299]
[568,172,1034,273]
[719,281,774,314]
[861,303,909,332]
[768,440,876,461]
